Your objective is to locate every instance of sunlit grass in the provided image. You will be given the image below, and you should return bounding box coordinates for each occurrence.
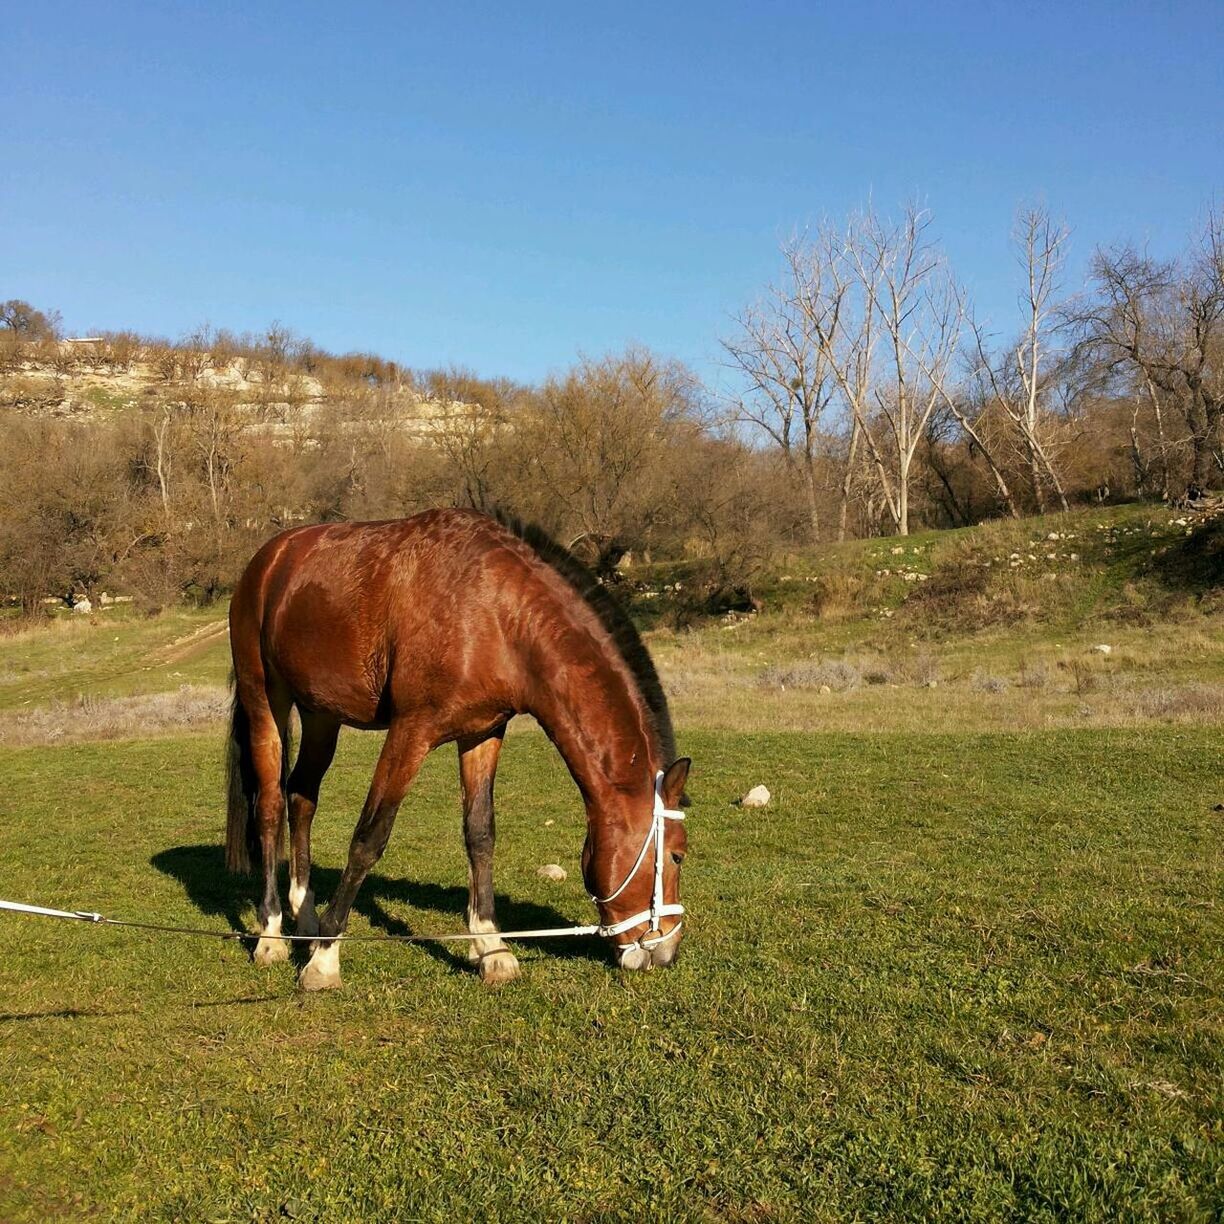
[1,725,1221,1220]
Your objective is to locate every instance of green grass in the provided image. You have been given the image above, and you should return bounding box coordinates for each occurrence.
[1,725,1221,1220]
[639,502,1223,643]
[1,501,1221,1217]
[0,607,229,712]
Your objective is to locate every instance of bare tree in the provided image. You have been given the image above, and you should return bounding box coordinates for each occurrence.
[1078,209,1224,495]
[522,349,698,568]
[969,208,1070,512]
[721,240,837,542]
[791,205,966,535]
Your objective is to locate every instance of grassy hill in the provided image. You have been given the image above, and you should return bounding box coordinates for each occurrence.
[0,501,1220,1219]
[1,502,1221,744]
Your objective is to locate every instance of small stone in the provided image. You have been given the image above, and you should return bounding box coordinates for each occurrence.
[818,684,832,695]
[536,864,567,882]
[739,785,771,808]
[926,680,938,688]
[1091,644,1113,655]
[543,819,555,827]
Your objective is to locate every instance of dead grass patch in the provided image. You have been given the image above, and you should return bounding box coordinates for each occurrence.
[0,685,228,746]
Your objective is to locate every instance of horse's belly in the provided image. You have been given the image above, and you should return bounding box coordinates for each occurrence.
[264,598,386,725]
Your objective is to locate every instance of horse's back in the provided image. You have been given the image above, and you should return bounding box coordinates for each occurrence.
[230,510,532,729]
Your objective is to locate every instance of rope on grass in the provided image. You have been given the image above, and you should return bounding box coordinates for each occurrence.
[0,897,601,945]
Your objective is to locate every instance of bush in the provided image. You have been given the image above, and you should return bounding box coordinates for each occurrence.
[758,659,861,691]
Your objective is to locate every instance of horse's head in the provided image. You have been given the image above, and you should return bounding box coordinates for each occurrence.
[583,758,690,971]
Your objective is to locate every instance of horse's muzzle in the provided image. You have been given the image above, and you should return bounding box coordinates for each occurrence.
[616,926,683,971]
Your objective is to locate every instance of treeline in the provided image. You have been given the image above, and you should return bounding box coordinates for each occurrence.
[722,202,1223,538]
[0,200,1220,617]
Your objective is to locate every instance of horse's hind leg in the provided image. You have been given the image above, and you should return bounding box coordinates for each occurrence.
[285,711,340,939]
[300,718,429,991]
[248,684,292,967]
[458,728,519,985]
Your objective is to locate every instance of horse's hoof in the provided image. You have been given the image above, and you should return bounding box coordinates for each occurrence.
[478,949,521,986]
[299,962,341,991]
[299,942,341,991]
[253,937,290,967]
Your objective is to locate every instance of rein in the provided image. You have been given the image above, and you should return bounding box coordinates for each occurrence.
[0,773,684,955]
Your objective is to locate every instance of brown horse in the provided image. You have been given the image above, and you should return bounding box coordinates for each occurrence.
[225,508,689,989]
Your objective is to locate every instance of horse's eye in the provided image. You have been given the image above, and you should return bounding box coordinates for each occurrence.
[671,851,685,865]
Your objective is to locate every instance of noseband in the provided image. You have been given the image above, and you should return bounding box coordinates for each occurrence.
[590,771,686,956]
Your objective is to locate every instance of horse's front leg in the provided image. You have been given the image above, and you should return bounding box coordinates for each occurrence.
[458,728,519,985]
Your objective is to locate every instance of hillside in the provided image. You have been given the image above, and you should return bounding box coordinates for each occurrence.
[640,501,1224,733]
[3,501,1221,744]
[0,339,465,435]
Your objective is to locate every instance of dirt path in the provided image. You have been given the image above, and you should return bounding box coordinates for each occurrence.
[159,619,229,665]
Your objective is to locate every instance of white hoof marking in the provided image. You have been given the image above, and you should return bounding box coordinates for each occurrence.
[299,940,342,991]
[479,949,521,985]
[465,909,519,981]
[253,913,289,966]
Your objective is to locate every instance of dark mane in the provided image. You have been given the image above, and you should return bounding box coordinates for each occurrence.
[495,513,678,766]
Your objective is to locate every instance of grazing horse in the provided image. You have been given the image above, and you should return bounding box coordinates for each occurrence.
[225,508,690,990]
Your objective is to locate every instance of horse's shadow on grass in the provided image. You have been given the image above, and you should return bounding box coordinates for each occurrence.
[151,845,609,973]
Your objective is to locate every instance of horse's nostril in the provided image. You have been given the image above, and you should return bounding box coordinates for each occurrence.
[618,945,652,972]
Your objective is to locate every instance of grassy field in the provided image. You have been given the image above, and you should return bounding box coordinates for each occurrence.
[0,503,1222,1219]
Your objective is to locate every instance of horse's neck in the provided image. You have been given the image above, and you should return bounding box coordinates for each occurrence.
[523,624,655,807]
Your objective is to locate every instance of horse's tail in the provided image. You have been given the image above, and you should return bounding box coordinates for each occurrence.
[225,677,260,874]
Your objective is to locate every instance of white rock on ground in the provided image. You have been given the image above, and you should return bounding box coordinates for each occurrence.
[536,864,567,882]
[739,785,771,808]
[1092,644,1113,655]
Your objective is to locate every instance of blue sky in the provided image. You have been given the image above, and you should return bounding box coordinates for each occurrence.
[4,2,1221,385]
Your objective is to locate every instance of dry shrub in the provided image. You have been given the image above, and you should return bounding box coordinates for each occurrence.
[758,659,861,691]
[897,652,940,685]
[1129,684,1224,721]
[0,375,66,411]
[972,670,1010,693]
[809,573,866,621]
[1018,660,1051,689]
[1061,658,1099,696]
[0,685,228,746]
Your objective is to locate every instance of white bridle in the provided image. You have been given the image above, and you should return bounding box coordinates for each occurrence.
[590,770,686,955]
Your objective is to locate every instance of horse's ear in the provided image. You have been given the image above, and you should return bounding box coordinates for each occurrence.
[661,758,691,810]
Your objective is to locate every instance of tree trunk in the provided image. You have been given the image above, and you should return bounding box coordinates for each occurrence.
[896,455,909,536]
[1128,400,1150,496]
[837,419,860,543]
[801,454,820,544]
[154,411,172,532]
[1027,440,1047,514]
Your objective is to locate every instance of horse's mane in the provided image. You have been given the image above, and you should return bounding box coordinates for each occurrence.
[495,513,678,767]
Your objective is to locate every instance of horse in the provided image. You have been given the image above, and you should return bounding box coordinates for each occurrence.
[225,508,690,990]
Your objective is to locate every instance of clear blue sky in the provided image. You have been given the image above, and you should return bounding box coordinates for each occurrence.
[4,1,1221,385]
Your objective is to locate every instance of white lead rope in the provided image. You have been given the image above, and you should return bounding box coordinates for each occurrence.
[0,897,601,944]
[0,773,685,951]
